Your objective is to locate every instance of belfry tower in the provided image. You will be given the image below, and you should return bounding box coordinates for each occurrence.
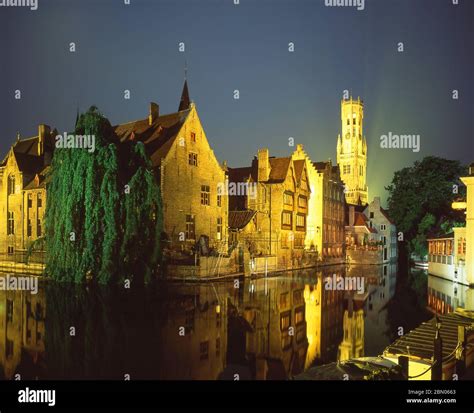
[336,96,368,205]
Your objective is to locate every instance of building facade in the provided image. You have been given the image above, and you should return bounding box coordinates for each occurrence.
[0,125,54,262]
[228,148,310,270]
[313,161,346,263]
[364,197,398,263]
[336,97,368,206]
[114,81,229,255]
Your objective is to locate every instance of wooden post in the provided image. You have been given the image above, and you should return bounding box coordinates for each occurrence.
[455,325,466,378]
[398,355,409,379]
[432,316,443,380]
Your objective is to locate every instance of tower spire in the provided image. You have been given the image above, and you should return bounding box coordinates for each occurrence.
[178,62,191,111]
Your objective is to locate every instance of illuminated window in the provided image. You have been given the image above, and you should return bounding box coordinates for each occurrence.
[37,194,43,208]
[295,306,305,325]
[298,195,307,208]
[7,175,15,195]
[190,132,196,142]
[283,191,294,206]
[282,211,292,228]
[201,185,210,205]
[7,211,14,235]
[188,152,198,166]
[217,194,222,207]
[199,341,209,360]
[217,217,222,240]
[185,215,195,240]
[296,214,305,229]
[280,292,289,308]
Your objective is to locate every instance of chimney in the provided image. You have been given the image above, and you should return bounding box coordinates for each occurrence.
[373,196,381,208]
[349,205,355,227]
[148,102,159,125]
[257,148,270,182]
[38,124,50,156]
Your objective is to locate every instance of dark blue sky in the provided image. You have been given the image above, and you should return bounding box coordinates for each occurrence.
[1,0,473,203]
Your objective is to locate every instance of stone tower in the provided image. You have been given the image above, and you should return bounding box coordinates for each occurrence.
[336,96,368,205]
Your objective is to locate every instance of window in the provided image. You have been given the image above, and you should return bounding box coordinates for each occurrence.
[353,117,356,125]
[6,339,13,358]
[185,309,194,333]
[37,194,43,208]
[217,194,222,207]
[370,212,374,219]
[217,217,222,240]
[295,306,305,325]
[28,194,33,208]
[200,341,209,360]
[280,292,289,308]
[280,311,291,331]
[216,338,221,357]
[343,165,351,174]
[7,246,14,255]
[188,152,198,166]
[347,119,350,125]
[201,185,210,205]
[7,211,14,235]
[216,311,222,328]
[380,224,386,231]
[37,219,42,237]
[190,132,196,142]
[185,215,195,240]
[293,289,304,306]
[282,211,292,228]
[283,191,294,206]
[298,195,307,208]
[27,219,32,237]
[7,175,15,195]
[359,165,363,176]
[296,214,305,229]
[7,300,14,322]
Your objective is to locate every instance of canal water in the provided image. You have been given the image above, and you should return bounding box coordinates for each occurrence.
[0,264,467,380]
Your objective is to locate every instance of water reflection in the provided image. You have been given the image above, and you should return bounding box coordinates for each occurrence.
[0,264,413,380]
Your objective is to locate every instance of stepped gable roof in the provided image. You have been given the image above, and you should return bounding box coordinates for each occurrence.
[228,210,257,230]
[113,109,190,168]
[268,157,291,183]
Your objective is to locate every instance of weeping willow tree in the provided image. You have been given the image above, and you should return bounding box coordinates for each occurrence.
[45,106,163,284]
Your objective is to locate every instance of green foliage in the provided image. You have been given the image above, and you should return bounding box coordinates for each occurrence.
[45,106,163,284]
[385,157,466,256]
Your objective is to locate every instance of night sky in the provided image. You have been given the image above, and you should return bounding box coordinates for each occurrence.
[1,0,473,203]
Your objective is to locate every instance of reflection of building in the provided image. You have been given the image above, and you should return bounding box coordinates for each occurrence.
[338,299,364,362]
[336,97,368,205]
[0,288,46,379]
[156,285,227,380]
[427,274,469,314]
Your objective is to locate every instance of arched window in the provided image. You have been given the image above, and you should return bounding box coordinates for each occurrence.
[7,175,15,195]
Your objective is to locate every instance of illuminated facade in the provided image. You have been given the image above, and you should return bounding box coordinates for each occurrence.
[336,97,368,206]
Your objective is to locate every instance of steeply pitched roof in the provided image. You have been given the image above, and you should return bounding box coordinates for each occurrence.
[380,207,394,225]
[229,210,257,230]
[268,157,291,183]
[178,80,191,112]
[293,159,305,183]
[113,110,190,168]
